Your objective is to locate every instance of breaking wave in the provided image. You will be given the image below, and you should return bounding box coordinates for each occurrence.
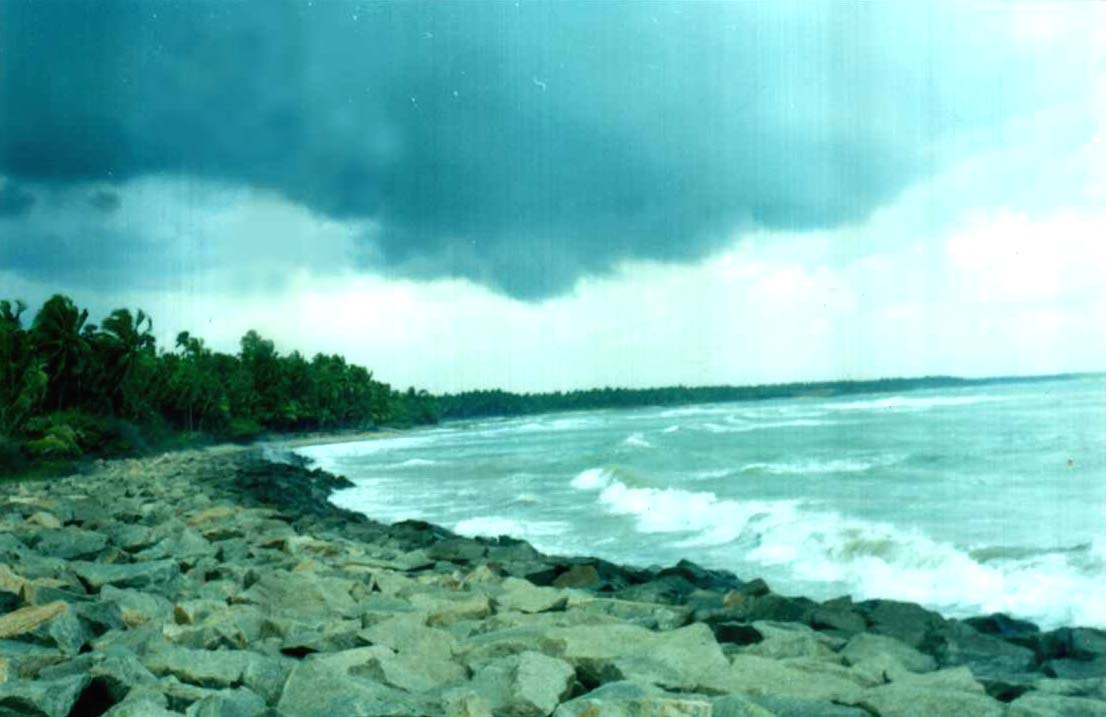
[568,467,1106,628]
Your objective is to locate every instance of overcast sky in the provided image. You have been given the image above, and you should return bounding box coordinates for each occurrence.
[1,1,1104,392]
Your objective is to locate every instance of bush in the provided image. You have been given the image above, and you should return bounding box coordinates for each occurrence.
[23,410,142,457]
[0,435,27,476]
[25,427,81,459]
[224,417,264,442]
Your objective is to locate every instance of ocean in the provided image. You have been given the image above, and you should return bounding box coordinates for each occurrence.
[295,376,1106,629]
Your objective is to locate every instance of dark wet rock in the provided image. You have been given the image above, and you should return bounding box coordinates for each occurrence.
[711,621,763,645]
[1039,627,1106,662]
[809,605,868,636]
[656,559,743,593]
[931,621,1036,679]
[1043,657,1106,680]
[965,613,1041,647]
[427,537,488,564]
[616,575,698,605]
[548,564,599,589]
[856,599,946,649]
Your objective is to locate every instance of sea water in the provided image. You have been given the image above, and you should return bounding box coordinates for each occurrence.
[295,376,1106,628]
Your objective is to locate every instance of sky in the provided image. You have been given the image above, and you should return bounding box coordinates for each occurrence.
[1,1,1104,392]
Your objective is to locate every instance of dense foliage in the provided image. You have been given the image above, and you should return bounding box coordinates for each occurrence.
[0,295,437,475]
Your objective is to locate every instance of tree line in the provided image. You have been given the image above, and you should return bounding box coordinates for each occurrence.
[1,295,437,475]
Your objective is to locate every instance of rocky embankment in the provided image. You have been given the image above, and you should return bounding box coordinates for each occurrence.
[2,448,1106,716]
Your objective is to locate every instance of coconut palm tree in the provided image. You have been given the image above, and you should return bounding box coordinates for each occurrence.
[31,295,91,409]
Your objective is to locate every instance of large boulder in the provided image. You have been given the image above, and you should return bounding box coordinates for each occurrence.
[855,599,944,649]
[702,654,863,702]
[549,623,727,692]
[494,578,569,615]
[1008,693,1106,716]
[467,651,575,717]
[29,527,109,560]
[276,654,430,717]
[839,632,936,674]
[931,621,1036,679]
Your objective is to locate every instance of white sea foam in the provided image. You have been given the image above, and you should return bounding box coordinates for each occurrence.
[661,425,681,433]
[453,516,569,540]
[740,456,899,475]
[573,472,1106,628]
[621,432,653,448]
[383,458,439,468]
[825,395,1003,412]
[698,418,830,434]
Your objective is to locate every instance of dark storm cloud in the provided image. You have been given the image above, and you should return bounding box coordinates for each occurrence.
[0,1,1060,297]
[0,182,35,217]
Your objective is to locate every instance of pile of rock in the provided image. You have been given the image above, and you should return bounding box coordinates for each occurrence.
[1,446,1105,716]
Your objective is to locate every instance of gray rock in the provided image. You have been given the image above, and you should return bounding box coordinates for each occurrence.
[747,694,870,717]
[839,632,936,674]
[468,651,575,717]
[550,622,727,692]
[101,585,174,628]
[857,599,944,649]
[277,656,430,717]
[1044,657,1106,680]
[237,570,358,618]
[709,694,776,717]
[0,674,90,717]
[1008,693,1106,716]
[494,578,569,615]
[31,527,109,560]
[857,683,1004,717]
[71,559,181,592]
[553,681,711,717]
[185,687,267,717]
[933,621,1036,679]
[143,646,255,688]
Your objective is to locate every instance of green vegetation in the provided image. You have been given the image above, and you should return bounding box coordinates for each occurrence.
[1,294,437,477]
[3,293,1093,479]
[435,374,1094,420]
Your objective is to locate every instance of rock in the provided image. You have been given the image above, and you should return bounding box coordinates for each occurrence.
[931,621,1036,678]
[1043,657,1106,680]
[238,570,358,618]
[240,653,294,706]
[409,591,493,627]
[740,621,841,661]
[1040,628,1106,662]
[551,622,728,692]
[711,622,763,646]
[184,687,267,717]
[857,683,1004,717]
[101,585,174,628]
[0,673,90,717]
[1007,693,1106,716]
[0,601,86,654]
[428,538,488,564]
[30,527,109,560]
[709,693,776,717]
[138,528,217,567]
[617,576,698,605]
[467,651,575,717]
[964,613,1041,647]
[442,687,494,717]
[746,694,870,717]
[360,613,458,662]
[355,648,468,693]
[808,606,867,636]
[103,690,180,717]
[143,646,255,688]
[891,666,985,693]
[105,524,157,552]
[703,654,863,702]
[550,565,600,589]
[71,559,181,592]
[553,681,711,717]
[276,655,430,717]
[495,578,569,614]
[839,632,936,674]
[856,599,944,649]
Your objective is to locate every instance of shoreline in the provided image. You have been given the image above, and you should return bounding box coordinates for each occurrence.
[1,447,1104,715]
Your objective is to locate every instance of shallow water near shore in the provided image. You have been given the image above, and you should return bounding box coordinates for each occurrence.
[297,376,1106,629]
